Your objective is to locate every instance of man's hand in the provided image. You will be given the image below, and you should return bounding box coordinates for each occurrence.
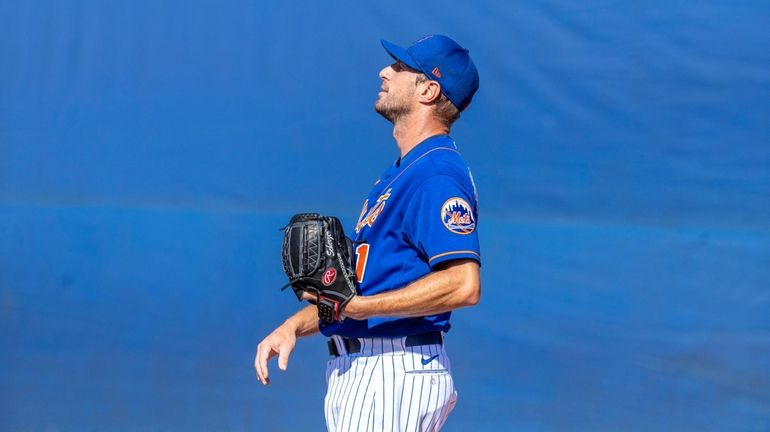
[254,305,320,386]
[254,323,297,385]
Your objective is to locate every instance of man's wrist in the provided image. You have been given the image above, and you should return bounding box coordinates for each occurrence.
[281,318,300,336]
[283,305,316,336]
[343,296,368,320]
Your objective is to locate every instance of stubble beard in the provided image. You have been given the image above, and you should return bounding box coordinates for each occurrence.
[374,92,412,124]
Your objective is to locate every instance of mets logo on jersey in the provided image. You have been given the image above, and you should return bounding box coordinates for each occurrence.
[441,197,476,234]
[355,188,392,233]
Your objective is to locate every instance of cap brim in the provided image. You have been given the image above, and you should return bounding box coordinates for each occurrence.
[380,39,421,71]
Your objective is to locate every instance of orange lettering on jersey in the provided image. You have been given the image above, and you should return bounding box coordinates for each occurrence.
[356,200,369,225]
[376,189,391,203]
[356,189,392,233]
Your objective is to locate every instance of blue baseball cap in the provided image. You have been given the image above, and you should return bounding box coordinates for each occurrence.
[381,34,479,111]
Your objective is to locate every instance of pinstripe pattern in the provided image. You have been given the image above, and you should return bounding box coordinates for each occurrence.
[324,335,457,431]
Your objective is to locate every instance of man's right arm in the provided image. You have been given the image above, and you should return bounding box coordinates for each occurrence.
[254,304,320,385]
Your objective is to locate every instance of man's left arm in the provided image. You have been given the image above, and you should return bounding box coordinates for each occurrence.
[342,258,480,320]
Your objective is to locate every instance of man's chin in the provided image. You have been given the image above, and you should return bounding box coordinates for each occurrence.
[374,102,395,123]
[374,95,386,110]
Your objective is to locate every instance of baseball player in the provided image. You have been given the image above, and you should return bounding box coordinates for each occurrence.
[255,34,481,432]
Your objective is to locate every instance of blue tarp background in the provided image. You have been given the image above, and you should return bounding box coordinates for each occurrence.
[1,1,769,431]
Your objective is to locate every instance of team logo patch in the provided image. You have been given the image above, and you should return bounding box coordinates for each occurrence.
[441,197,476,235]
[322,268,337,286]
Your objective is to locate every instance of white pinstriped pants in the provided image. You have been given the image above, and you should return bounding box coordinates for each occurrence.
[324,335,457,432]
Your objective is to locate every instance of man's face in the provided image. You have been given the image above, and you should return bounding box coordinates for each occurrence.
[375,61,420,123]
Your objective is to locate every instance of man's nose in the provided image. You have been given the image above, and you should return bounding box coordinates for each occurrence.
[379,65,392,80]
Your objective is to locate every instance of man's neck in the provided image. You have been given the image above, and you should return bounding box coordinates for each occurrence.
[392,113,449,158]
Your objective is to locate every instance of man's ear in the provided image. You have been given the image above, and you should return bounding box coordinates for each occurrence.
[419,80,442,104]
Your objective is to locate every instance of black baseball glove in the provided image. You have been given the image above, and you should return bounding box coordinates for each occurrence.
[281,213,357,324]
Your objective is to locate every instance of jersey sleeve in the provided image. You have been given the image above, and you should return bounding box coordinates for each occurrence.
[402,174,481,269]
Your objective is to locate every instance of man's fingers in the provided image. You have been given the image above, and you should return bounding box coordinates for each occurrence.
[255,329,295,385]
[254,345,265,384]
[256,343,272,385]
[277,343,291,371]
[259,345,271,384]
[301,291,318,303]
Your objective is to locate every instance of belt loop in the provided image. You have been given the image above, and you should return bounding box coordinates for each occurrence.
[332,335,345,355]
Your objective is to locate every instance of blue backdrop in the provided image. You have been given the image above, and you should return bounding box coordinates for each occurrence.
[2,1,769,431]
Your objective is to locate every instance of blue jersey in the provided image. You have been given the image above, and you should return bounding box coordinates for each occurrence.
[320,134,481,338]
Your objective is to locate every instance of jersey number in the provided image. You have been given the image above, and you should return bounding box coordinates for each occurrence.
[355,243,370,283]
